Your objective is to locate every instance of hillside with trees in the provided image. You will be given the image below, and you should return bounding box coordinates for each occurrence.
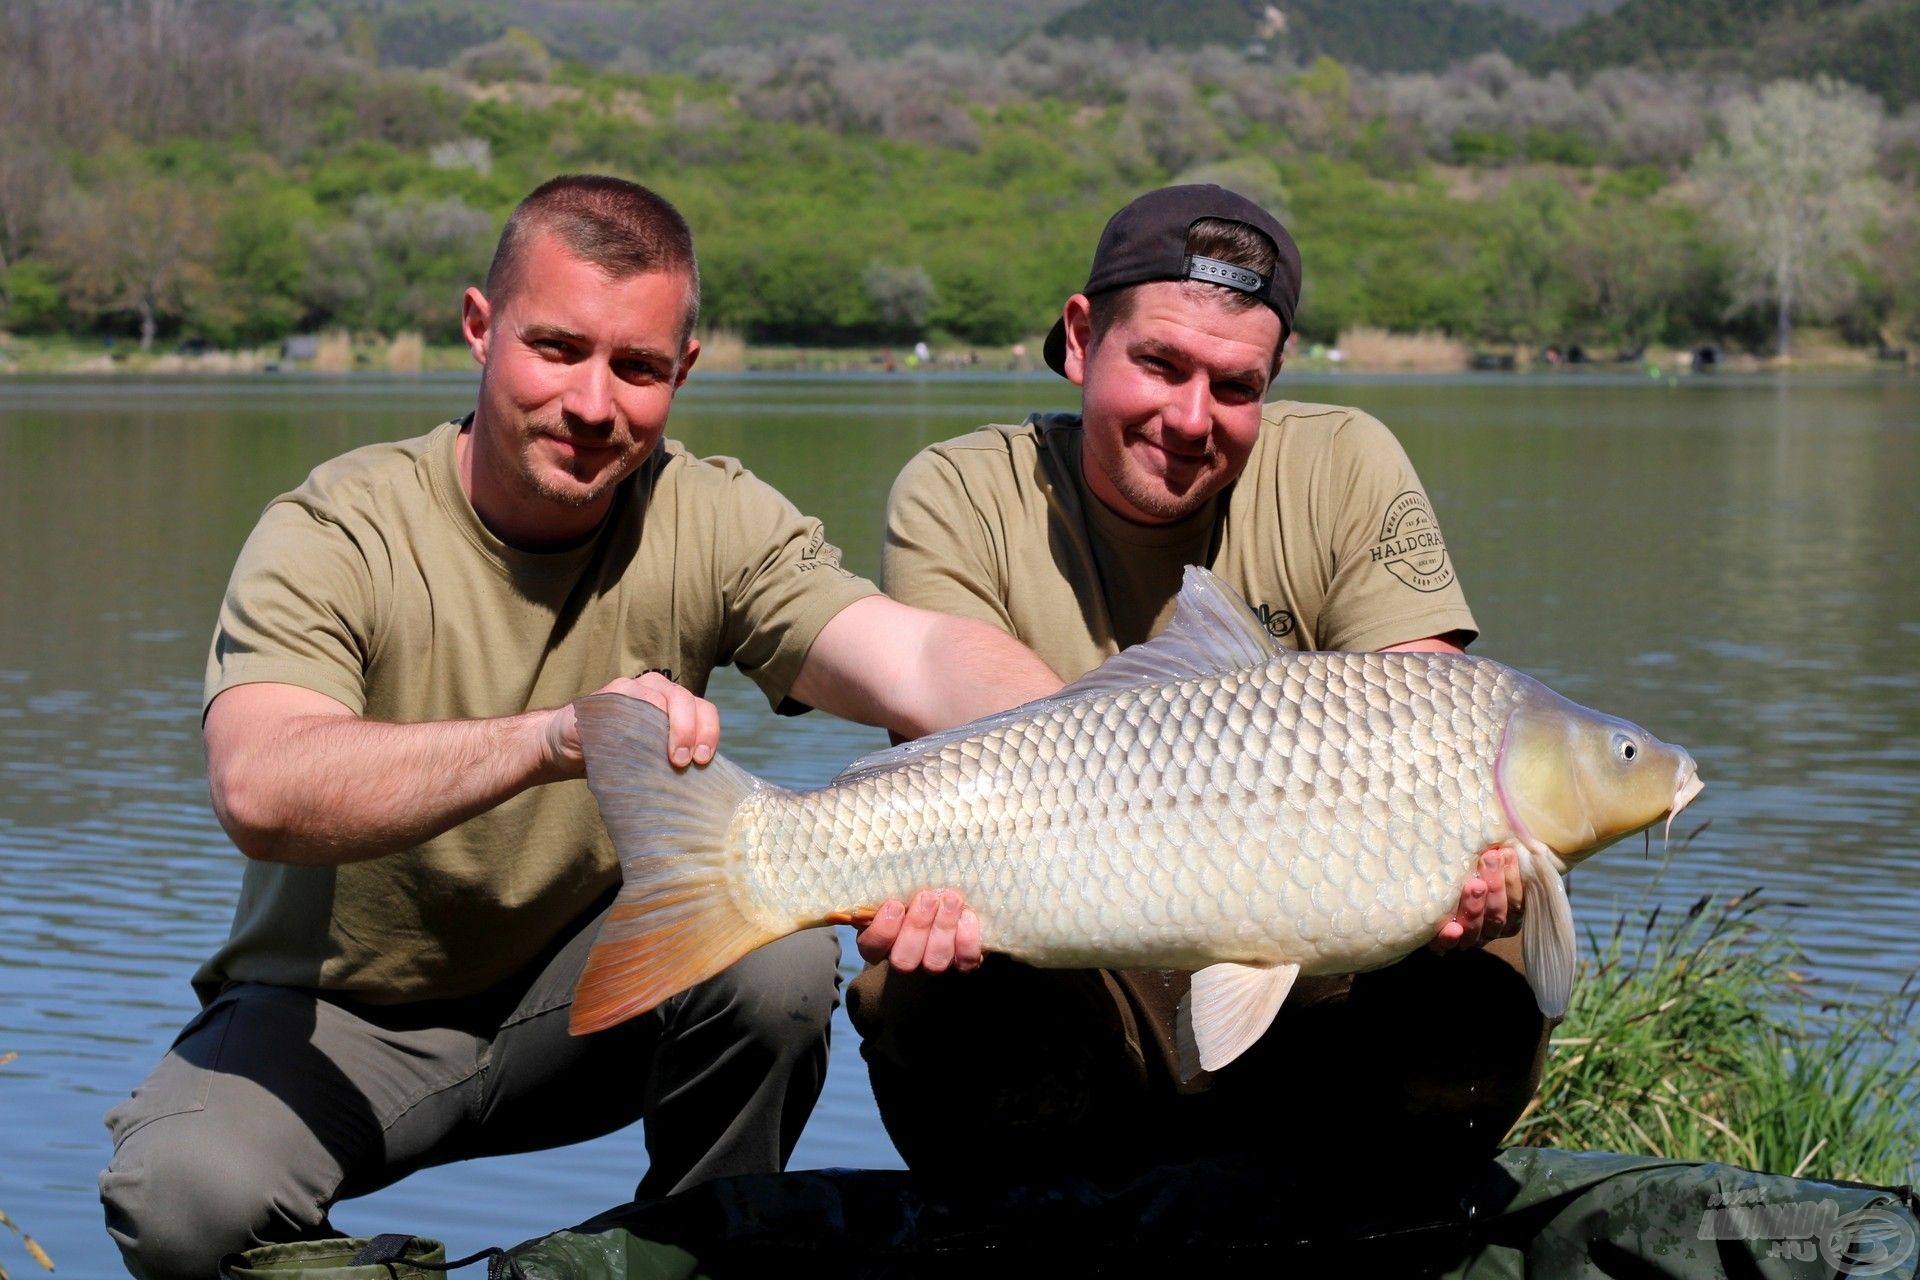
[261,0,1089,64]
[1532,0,1920,106]
[1043,0,1547,70]
[0,0,1914,364]
[1457,0,1624,28]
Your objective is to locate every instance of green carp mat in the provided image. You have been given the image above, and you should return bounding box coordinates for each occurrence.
[224,1148,1918,1278]
[499,1148,1917,1279]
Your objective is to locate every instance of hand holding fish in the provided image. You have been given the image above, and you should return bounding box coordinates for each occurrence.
[856,889,983,973]
[543,671,720,776]
[1429,847,1525,952]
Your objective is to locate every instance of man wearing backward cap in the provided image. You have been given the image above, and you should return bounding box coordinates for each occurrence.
[849,184,1551,1181]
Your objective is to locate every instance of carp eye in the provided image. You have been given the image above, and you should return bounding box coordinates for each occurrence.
[1612,732,1639,764]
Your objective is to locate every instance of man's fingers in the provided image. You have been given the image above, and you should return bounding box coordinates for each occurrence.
[1479,850,1509,936]
[859,892,980,974]
[606,672,721,768]
[1433,853,1528,953]
[1501,851,1526,937]
[661,682,700,767]
[1436,875,1489,955]
[954,908,983,972]
[887,890,939,971]
[692,695,720,765]
[920,891,964,973]
[855,899,905,965]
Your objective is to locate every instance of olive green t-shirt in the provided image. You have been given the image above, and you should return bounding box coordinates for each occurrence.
[195,420,877,1005]
[882,402,1477,681]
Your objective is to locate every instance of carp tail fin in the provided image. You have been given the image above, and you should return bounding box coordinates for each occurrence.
[569,693,785,1035]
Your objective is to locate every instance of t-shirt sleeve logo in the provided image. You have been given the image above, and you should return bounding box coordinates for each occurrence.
[1370,491,1456,593]
[795,527,853,578]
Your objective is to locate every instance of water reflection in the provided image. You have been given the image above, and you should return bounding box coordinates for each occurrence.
[3,372,1915,1270]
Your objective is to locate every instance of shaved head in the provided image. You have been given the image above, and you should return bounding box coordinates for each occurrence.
[486,174,700,341]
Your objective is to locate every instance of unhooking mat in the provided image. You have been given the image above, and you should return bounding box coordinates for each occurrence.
[496,1147,1918,1279]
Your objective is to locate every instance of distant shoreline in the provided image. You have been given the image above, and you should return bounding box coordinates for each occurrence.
[2,335,1909,379]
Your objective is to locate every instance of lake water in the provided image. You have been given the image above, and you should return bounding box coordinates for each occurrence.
[3,371,1917,1274]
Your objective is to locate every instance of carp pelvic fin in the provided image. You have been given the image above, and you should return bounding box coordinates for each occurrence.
[1177,960,1300,1079]
[1520,850,1576,1018]
[569,694,782,1036]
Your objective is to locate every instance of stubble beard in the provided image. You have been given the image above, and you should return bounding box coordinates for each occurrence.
[517,416,645,510]
[1100,432,1223,523]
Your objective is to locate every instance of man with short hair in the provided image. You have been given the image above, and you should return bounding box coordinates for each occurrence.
[849,184,1546,1182]
[99,174,1062,1280]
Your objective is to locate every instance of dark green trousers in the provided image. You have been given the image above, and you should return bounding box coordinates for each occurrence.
[101,913,840,1280]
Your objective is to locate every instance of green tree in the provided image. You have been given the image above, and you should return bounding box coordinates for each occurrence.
[212,183,318,343]
[1173,157,1290,221]
[44,169,215,350]
[1477,176,1579,346]
[0,135,65,270]
[863,262,936,341]
[927,254,1051,345]
[1864,198,1920,349]
[0,261,65,333]
[1692,77,1883,357]
[303,195,495,339]
[452,29,554,84]
[1560,200,1693,352]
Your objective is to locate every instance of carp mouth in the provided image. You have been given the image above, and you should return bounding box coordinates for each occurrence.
[1663,768,1704,846]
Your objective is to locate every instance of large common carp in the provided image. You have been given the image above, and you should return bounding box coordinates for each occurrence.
[570,567,1703,1072]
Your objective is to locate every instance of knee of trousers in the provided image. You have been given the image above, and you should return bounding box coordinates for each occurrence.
[670,926,840,1058]
[102,1112,321,1280]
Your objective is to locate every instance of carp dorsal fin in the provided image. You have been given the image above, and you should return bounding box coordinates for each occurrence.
[832,567,1278,786]
[1061,564,1282,699]
[1521,848,1576,1018]
[1177,960,1300,1079]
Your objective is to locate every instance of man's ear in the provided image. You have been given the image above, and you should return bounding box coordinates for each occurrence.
[461,287,492,365]
[1061,294,1094,387]
[674,337,701,389]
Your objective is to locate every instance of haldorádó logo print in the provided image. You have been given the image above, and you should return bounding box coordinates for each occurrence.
[1371,491,1455,593]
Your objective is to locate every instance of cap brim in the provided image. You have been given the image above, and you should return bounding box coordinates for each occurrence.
[1043,317,1069,378]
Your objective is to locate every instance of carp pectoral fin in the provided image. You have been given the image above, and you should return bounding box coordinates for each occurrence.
[1177,961,1300,1079]
[1521,856,1576,1018]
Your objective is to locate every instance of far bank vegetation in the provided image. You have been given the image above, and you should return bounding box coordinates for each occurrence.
[0,2,1916,370]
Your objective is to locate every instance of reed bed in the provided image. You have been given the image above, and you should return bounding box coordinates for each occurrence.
[1513,837,1920,1187]
[385,331,425,373]
[1334,326,1471,371]
[311,329,354,373]
[694,326,748,372]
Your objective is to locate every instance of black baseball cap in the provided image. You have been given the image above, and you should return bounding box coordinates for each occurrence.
[1043,184,1302,377]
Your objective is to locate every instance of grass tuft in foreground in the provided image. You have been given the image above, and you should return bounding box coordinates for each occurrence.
[1511,843,1920,1187]
[0,1052,56,1277]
